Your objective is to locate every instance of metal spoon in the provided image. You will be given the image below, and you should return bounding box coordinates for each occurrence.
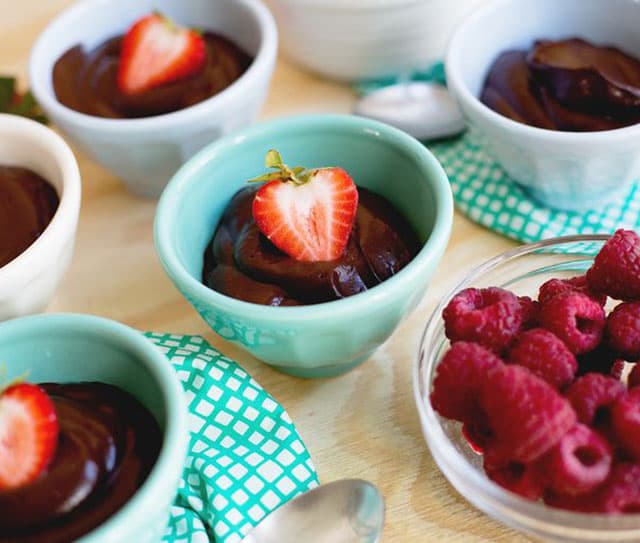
[354,81,465,141]
[241,479,385,543]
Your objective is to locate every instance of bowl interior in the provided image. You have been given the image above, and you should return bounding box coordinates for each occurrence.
[1,315,167,428]
[31,0,263,102]
[452,0,640,98]
[0,117,66,196]
[162,116,445,285]
[416,236,640,540]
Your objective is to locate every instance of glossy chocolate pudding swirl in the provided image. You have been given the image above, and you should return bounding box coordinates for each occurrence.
[202,186,421,306]
[481,38,640,131]
[0,166,59,268]
[53,33,252,118]
[0,383,162,543]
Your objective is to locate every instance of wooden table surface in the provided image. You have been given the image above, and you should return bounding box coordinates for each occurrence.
[2,1,534,541]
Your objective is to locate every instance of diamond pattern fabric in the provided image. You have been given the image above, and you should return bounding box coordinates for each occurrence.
[143,332,319,543]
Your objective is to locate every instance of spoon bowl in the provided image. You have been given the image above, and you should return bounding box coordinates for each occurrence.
[241,479,385,543]
[354,82,465,141]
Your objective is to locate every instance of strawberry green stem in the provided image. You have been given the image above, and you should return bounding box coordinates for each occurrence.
[248,149,310,186]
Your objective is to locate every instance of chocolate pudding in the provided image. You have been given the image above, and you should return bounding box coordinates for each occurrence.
[0,166,59,268]
[0,382,162,543]
[481,38,640,131]
[53,32,252,118]
[202,186,421,305]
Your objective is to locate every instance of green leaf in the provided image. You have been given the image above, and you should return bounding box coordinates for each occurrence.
[265,149,283,169]
[10,91,35,115]
[247,150,310,186]
[0,76,16,112]
[3,87,49,125]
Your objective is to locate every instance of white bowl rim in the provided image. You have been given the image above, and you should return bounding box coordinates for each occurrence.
[28,0,277,133]
[413,233,640,539]
[0,114,81,283]
[445,0,640,144]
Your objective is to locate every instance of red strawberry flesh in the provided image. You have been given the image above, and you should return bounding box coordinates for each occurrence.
[117,13,206,95]
[0,383,58,490]
[251,152,359,262]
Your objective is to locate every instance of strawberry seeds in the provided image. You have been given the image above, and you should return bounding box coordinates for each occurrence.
[251,150,359,263]
[117,13,206,96]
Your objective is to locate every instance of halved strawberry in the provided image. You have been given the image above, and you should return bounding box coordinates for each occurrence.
[251,150,359,262]
[0,382,58,490]
[117,13,206,95]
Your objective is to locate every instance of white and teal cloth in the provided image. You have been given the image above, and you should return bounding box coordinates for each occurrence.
[143,333,318,543]
[358,63,640,243]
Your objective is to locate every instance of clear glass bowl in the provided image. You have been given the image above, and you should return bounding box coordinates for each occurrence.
[413,234,640,543]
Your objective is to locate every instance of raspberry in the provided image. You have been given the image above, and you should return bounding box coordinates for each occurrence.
[611,388,640,460]
[519,296,540,329]
[593,463,640,513]
[462,411,493,454]
[539,275,607,307]
[480,365,576,463]
[484,452,545,500]
[507,328,577,389]
[610,359,626,381]
[541,423,612,496]
[544,489,600,513]
[547,463,640,513]
[629,364,640,389]
[538,292,605,355]
[565,373,626,427]
[587,229,640,302]
[430,341,503,422]
[606,302,640,361]
[443,287,523,353]
[576,344,625,378]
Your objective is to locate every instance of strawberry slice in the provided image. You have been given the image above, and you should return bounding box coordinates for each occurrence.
[0,382,59,490]
[117,13,206,95]
[251,150,359,262]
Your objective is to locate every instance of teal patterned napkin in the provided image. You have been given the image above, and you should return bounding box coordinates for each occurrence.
[429,133,640,244]
[142,333,319,543]
[358,63,640,244]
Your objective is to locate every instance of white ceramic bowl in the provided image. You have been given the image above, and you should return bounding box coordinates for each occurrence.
[0,114,81,320]
[267,0,483,81]
[30,0,277,197]
[446,0,640,212]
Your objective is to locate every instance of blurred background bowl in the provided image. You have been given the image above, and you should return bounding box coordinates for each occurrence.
[414,234,640,543]
[0,114,81,320]
[266,0,483,81]
[0,313,188,543]
[30,0,277,197]
[446,0,640,211]
[155,114,453,378]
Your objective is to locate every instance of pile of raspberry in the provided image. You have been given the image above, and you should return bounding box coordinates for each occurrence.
[430,229,640,513]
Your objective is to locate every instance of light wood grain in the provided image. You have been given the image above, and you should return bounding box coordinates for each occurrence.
[1,2,530,541]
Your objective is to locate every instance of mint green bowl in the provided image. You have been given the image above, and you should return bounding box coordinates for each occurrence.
[155,114,453,378]
[0,313,189,543]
